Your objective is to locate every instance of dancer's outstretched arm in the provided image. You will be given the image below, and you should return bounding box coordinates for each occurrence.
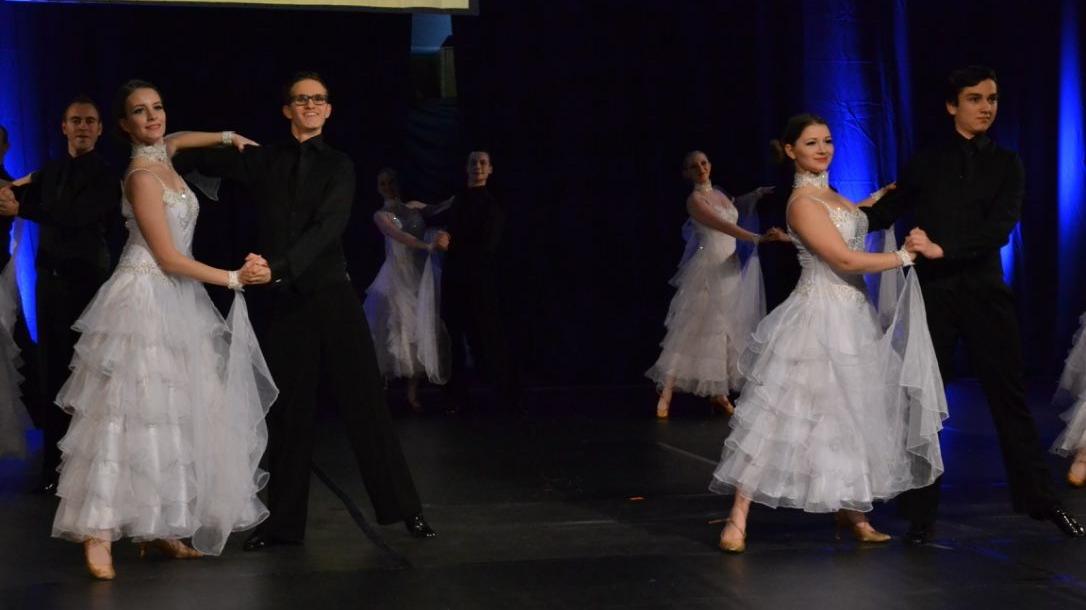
[687,194,767,244]
[165,131,256,156]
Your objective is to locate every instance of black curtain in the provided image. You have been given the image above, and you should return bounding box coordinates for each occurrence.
[452,0,1083,386]
[6,1,412,295]
[7,0,1083,389]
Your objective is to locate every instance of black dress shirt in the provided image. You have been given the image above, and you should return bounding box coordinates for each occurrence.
[862,131,1024,283]
[12,151,118,278]
[175,135,356,294]
[430,185,506,276]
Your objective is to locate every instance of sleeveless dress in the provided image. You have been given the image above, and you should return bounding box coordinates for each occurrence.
[710,196,947,512]
[1052,312,1086,456]
[646,187,764,397]
[51,144,276,555]
[363,200,448,383]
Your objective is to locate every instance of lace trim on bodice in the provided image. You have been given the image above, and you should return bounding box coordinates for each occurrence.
[787,196,869,304]
[119,145,201,276]
[792,276,867,304]
[691,187,739,227]
[786,203,867,251]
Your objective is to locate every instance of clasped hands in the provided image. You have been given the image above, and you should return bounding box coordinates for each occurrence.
[238,253,272,285]
[903,228,944,260]
[761,227,790,243]
[432,230,451,252]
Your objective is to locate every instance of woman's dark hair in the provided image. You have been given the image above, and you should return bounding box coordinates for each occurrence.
[769,113,829,163]
[682,150,705,171]
[283,71,330,104]
[376,167,401,199]
[944,65,998,105]
[112,79,163,141]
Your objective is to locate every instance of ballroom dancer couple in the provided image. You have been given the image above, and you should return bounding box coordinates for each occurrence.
[650,65,1085,551]
[0,73,436,580]
[365,152,520,416]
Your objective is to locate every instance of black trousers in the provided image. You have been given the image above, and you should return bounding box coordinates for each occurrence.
[259,282,421,542]
[36,270,102,483]
[441,267,520,410]
[897,276,1057,524]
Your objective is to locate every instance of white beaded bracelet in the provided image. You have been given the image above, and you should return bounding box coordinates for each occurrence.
[222,130,235,146]
[894,247,915,268]
[227,270,244,291]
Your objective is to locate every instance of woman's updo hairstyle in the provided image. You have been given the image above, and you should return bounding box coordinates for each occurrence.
[112,79,163,142]
[769,113,828,164]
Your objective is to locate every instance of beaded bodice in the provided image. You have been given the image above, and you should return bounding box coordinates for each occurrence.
[117,143,199,277]
[788,195,869,303]
[690,187,740,261]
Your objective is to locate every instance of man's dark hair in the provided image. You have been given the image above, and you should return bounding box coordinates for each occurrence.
[62,94,101,122]
[945,65,998,106]
[283,71,330,104]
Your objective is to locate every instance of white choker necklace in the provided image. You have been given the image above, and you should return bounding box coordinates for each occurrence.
[693,183,713,194]
[793,171,829,189]
[131,142,170,165]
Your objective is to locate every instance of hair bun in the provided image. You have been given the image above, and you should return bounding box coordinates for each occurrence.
[769,139,786,164]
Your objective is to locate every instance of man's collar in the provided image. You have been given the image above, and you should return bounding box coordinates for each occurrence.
[291,133,326,150]
[953,129,991,152]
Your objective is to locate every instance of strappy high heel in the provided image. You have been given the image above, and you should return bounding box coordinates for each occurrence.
[138,538,203,560]
[718,519,746,554]
[835,511,891,543]
[83,538,115,580]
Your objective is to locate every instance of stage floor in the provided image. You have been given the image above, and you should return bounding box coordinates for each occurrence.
[2,380,1086,609]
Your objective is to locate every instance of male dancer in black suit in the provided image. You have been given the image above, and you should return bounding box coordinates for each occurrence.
[0,96,119,493]
[862,65,1084,542]
[430,151,521,415]
[177,72,435,547]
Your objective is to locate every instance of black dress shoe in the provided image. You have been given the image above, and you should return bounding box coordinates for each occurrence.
[404,514,437,538]
[243,532,299,551]
[1041,507,1086,537]
[904,522,934,545]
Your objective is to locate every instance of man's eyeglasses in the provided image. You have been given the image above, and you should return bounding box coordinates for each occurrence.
[288,94,329,106]
[66,117,99,126]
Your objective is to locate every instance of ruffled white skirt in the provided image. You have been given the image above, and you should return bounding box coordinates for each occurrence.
[1052,311,1086,456]
[646,249,764,398]
[51,260,277,555]
[710,270,946,512]
[363,238,448,384]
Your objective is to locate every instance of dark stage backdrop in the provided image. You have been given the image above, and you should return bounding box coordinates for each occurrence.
[2,0,1083,390]
[452,0,1085,386]
[0,1,412,304]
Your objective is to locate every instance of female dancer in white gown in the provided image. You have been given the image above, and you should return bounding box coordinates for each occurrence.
[1052,312,1086,486]
[363,168,447,411]
[51,80,276,579]
[711,114,947,552]
[646,151,783,418]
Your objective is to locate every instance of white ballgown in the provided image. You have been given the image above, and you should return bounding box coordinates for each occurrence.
[646,187,764,397]
[51,144,276,555]
[710,194,947,512]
